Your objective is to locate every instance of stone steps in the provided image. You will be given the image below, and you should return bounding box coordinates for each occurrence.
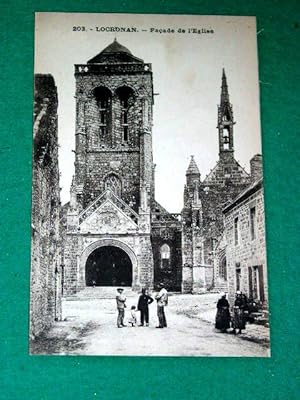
[212,280,229,293]
[65,286,137,300]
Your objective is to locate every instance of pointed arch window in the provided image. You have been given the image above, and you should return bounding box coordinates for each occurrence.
[116,86,135,142]
[160,243,171,269]
[94,87,112,138]
[104,174,122,197]
[223,127,230,150]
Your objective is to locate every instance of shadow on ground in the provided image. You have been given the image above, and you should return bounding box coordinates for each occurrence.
[30,321,98,355]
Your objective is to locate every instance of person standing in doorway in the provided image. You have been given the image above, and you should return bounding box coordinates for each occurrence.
[155,283,168,328]
[137,288,154,326]
[116,288,126,328]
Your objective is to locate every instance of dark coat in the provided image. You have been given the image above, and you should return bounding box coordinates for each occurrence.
[137,294,154,311]
[215,297,231,330]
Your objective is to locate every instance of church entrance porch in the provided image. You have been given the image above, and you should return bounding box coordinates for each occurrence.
[85,246,132,287]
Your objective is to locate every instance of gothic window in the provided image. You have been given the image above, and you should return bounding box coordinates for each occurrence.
[94,87,112,138]
[224,167,230,177]
[223,127,230,150]
[160,243,170,269]
[104,174,122,197]
[116,86,135,142]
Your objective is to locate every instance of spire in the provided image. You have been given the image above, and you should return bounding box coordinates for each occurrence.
[217,69,235,158]
[221,68,230,105]
[186,156,200,176]
[186,156,201,189]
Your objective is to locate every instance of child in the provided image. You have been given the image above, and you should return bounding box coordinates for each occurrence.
[128,305,137,327]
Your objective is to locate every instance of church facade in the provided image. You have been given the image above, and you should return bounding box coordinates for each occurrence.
[63,40,181,294]
[63,40,260,295]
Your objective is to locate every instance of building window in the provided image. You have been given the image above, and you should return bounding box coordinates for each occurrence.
[94,87,112,138]
[219,256,227,281]
[252,265,265,302]
[160,243,170,269]
[116,86,134,143]
[250,206,256,240]
[224,167,230,176]
[104,174,122,197]
[223,127,230,150]
[236,263,241,291]
[234,217,239,245]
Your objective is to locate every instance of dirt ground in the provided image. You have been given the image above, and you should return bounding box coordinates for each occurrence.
[31,292,270,357]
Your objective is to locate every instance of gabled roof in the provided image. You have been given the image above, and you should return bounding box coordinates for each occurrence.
[203,158,250,185]
[87,39,144,64]
[79,189,139,225]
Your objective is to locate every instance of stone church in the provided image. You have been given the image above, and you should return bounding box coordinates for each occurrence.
[62,39,260,295]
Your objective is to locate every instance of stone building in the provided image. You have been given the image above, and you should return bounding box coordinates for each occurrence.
[30,74,62,339]
[63,40,182,294]
[223,161,268,306]
[181,69,252,293]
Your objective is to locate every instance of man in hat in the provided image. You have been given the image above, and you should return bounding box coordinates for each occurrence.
[116,288,127,328]
[155,282,168,328]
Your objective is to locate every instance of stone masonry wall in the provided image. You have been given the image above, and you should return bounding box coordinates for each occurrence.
[63,233,154,294]
[74,72,153,211]
[224,183,268,306]
[30,74,62,340]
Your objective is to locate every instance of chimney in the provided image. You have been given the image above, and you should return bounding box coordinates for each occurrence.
[250,154,263,181]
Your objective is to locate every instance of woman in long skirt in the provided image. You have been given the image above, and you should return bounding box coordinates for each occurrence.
[215,293,231,333]
[232,291,247,334]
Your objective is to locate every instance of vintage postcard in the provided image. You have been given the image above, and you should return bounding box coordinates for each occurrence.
[30,12,270,356]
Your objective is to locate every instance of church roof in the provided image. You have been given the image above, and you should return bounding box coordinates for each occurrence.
[87,39,144,64]
[186,156,200,175]
[203,158,250,185]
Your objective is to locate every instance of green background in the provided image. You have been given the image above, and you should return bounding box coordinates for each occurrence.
[0,0,299,399]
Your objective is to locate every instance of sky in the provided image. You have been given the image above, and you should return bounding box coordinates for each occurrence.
[35,13,262,212]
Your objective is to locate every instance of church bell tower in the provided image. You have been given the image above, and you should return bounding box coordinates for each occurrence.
[65,40,154,293]
[73,39,154,212]
[217,68,235,161]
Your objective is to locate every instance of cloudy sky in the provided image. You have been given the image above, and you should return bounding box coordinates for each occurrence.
[35,13,261,212]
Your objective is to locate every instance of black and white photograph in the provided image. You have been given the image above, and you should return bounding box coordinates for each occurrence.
[30,12,270,356]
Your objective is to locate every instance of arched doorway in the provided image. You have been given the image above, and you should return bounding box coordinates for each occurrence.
[85,246,132,286]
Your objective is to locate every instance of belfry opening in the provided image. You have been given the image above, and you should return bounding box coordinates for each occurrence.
[85,246,132,287]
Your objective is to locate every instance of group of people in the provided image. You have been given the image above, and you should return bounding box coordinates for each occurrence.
[116,285,250,333]
[115,283,168,328]
[215,291,249,334]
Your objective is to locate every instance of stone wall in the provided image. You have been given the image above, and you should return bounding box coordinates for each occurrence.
[30,74,62,340]
[74,71,153,211]
[223,180,268,306]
